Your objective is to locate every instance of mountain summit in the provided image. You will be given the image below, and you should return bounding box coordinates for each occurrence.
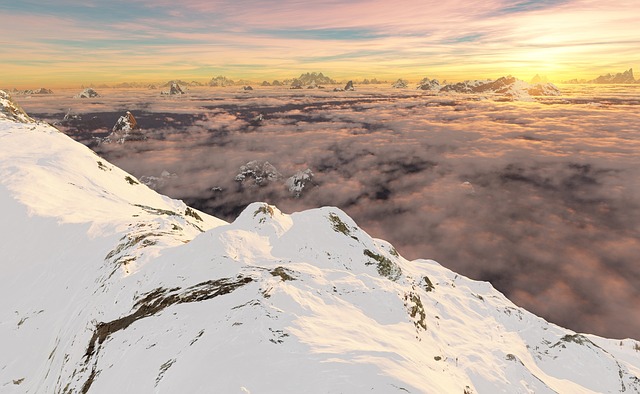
[589,68,636,84]
[418,76,561,101]
[0,90,35,123]
[1,91,639,393]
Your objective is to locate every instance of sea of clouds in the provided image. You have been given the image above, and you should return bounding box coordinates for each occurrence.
[16,84,640,340]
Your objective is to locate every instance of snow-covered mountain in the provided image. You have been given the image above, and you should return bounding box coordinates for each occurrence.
[209,75,235,87]
[290,72,336,88]
[74,88,99,99]
[13,88,54,95]
[1,91,639,393]
[161,83,185,95]
[104,111,144,144]
[235,160,282,186]
[286,169,314,198]
[588,68,636,84]
[417,76,561,101]
[392,79,409,88]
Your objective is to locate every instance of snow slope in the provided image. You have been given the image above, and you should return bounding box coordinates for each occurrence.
[1,91,639,393]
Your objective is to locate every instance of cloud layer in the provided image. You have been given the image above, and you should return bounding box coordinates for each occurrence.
[17,84,640,340]
[2,0,640,86]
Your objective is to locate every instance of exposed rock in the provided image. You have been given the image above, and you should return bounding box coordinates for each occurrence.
[589,68,636,84]
[242,86,254,91]
[0,90,36,123]
[417,78,441,91]
[112,111,138,133]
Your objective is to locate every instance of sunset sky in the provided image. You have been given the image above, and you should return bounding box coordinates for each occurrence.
[1,0,639,87]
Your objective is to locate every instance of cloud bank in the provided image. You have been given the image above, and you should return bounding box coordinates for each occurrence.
[17,85,640,340]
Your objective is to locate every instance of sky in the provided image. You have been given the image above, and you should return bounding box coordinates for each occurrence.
[1,0,639,87]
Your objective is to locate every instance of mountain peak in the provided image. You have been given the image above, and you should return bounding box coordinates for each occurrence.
[0,90,35,123]
[74,88,99,99]
[590,68,636,84]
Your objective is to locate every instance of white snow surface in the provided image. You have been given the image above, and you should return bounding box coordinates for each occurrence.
[0,98,639,393]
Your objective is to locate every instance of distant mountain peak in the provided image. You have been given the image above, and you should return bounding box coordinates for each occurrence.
[161,82,185,95]
[104,111,144,143]
[74,88,99,99]
[417,76,560,101]
[392,79,408,88]
[291,72,336,87]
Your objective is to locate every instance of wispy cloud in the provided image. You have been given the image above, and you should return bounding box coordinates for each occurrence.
[1,0,639,86]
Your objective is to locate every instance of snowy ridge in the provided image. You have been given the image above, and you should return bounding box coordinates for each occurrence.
[0,90,35,123]
[417,76,561,101]
[0,93,639,393]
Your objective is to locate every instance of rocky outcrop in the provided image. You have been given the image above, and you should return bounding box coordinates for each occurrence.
[105,111,145,143]
[208,76,235,87]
